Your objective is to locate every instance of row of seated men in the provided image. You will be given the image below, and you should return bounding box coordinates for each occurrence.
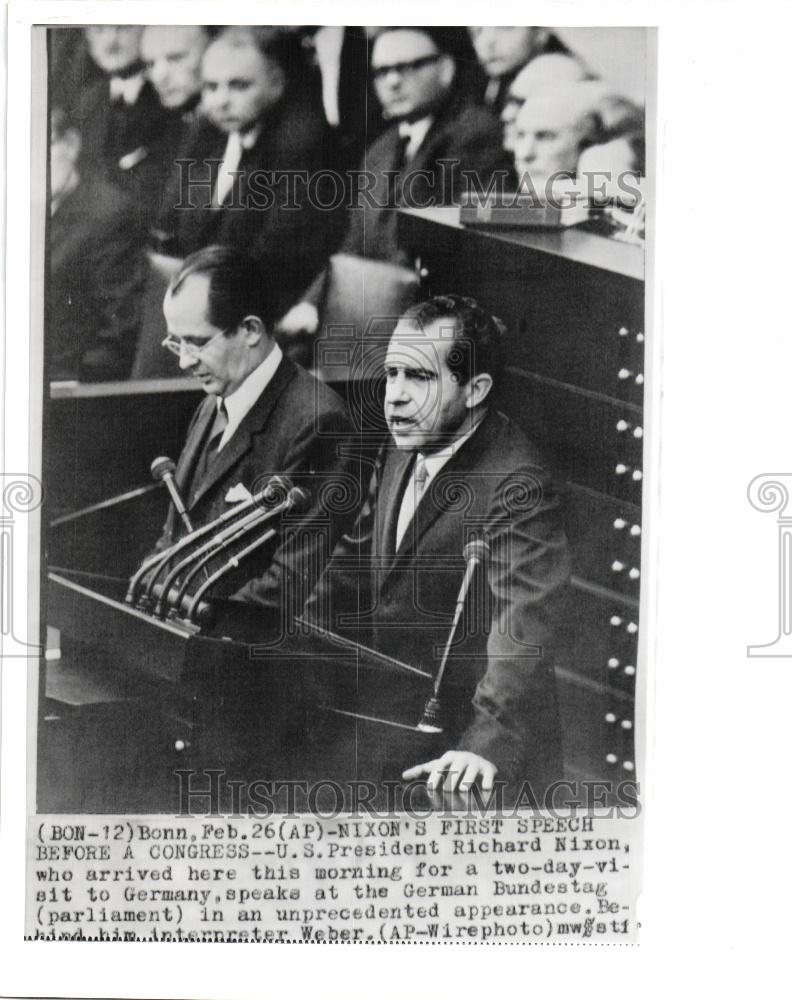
[47,25,645,383]
[127,245,570,798]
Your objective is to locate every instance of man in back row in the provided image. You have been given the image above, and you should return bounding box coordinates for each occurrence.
[304,295,570,795]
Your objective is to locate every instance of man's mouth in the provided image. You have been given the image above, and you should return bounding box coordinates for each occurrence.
[388,415,416,431]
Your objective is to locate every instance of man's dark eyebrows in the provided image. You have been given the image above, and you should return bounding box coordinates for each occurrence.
[383,363,438,379]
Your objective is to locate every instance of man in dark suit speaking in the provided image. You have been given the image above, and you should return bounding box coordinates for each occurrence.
[153,245,355,615]
[304,295,570,795]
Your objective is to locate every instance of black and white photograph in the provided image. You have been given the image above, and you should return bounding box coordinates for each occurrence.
[37,20,650,823]
[7,0,792,992]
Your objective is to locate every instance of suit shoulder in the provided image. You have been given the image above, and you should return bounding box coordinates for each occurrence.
[480,410,552,475]
[360,126,398,165]
[284,365,352,427]
[447,101,501,138]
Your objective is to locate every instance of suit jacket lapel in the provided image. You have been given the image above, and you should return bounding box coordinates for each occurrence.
[387,414,497,566]
[377,449,414,571]
[175,397,215,496]
[188,356,297,509]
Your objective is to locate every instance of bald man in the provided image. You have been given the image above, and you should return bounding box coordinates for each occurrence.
[501,54,591,153]
[153,28,339,317]
[512,80,616,190]
[141,25,210,115]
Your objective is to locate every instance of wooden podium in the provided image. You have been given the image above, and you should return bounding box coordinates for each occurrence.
[42,498,442,814]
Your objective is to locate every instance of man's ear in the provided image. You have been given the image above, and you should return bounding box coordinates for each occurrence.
[240,315,266,346]
[438,54,456,91]
[465,372,493,409]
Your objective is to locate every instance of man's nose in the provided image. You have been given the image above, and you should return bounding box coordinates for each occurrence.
[178,346,198,370]
[385,374,409,402]
[516,135,536,162]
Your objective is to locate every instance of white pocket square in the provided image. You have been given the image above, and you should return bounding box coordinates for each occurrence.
[225,483,253,504]
[118,146,149,171]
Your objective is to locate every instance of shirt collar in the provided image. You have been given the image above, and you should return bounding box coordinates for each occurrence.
[109,72,145,105]
[217,343,283,445]
[239,124,262,150]
[397,116,433,157]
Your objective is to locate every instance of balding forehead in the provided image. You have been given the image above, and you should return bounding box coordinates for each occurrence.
[372,29,439,64]
[202,35,266,71]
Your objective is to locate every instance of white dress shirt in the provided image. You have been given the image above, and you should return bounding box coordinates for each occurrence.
[214,126,261,207]
[109,72,145,105]
[397,116,433,163]
[313,26,345,127]
[216,343,283,450]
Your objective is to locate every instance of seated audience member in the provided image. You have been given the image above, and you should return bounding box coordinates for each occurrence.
[577,129,645,204]
[304,295,570,795]
[153,27,338,319]
[279,26,510,337]
[73,26,173,231]
[141,24,211,121]
[296,26,385,171]
[47,109,145,382]
[49,27,104,117]
[500,53,591,153]
[469,26,567,111]
[512,80,617,192]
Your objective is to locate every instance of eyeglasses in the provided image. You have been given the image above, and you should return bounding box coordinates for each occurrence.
[371,54,441,82]
[161,325,234,359]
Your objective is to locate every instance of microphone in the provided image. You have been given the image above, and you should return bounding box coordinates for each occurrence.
[159,485,309,618]
[417,537,491,733]
[151,456,193,535]
[182,486,311,623]
[140,475,292,608]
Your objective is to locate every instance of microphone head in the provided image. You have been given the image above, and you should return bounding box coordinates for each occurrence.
[287,486,311,514]
[260,474,292,506]
[151,456,176,482]
[463,538,490,564]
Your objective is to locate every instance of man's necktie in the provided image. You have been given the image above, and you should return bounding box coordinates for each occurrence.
[395,454,428,549]
[214,132,243,207]
[191,402,229,501]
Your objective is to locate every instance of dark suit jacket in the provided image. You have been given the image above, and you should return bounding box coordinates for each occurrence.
[47,176,145,381]
[155,95,342,316]
[74,77,175,234]
[156,356,357,613]
[305,409,570,788]
[339,94,512,265]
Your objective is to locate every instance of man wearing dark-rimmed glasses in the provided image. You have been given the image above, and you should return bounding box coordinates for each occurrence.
[278,26,510,341]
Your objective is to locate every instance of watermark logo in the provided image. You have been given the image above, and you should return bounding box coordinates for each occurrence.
[747,473,792,656]
[1,474,43,657]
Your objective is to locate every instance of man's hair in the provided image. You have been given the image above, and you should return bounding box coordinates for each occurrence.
[371,26,460,59]
[401,294,505,385]
[168,245,276,329]
[215,26,306,85]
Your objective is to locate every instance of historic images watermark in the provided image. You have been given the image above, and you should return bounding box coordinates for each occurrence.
[173,162,644,214]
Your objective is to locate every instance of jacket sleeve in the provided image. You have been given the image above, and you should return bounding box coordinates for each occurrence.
[300,446,383,639]
[455,464,570,785]
[231,406,364,617]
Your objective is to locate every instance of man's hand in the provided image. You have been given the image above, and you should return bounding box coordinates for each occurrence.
[277,302,320,337]
[402,751,498,793]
